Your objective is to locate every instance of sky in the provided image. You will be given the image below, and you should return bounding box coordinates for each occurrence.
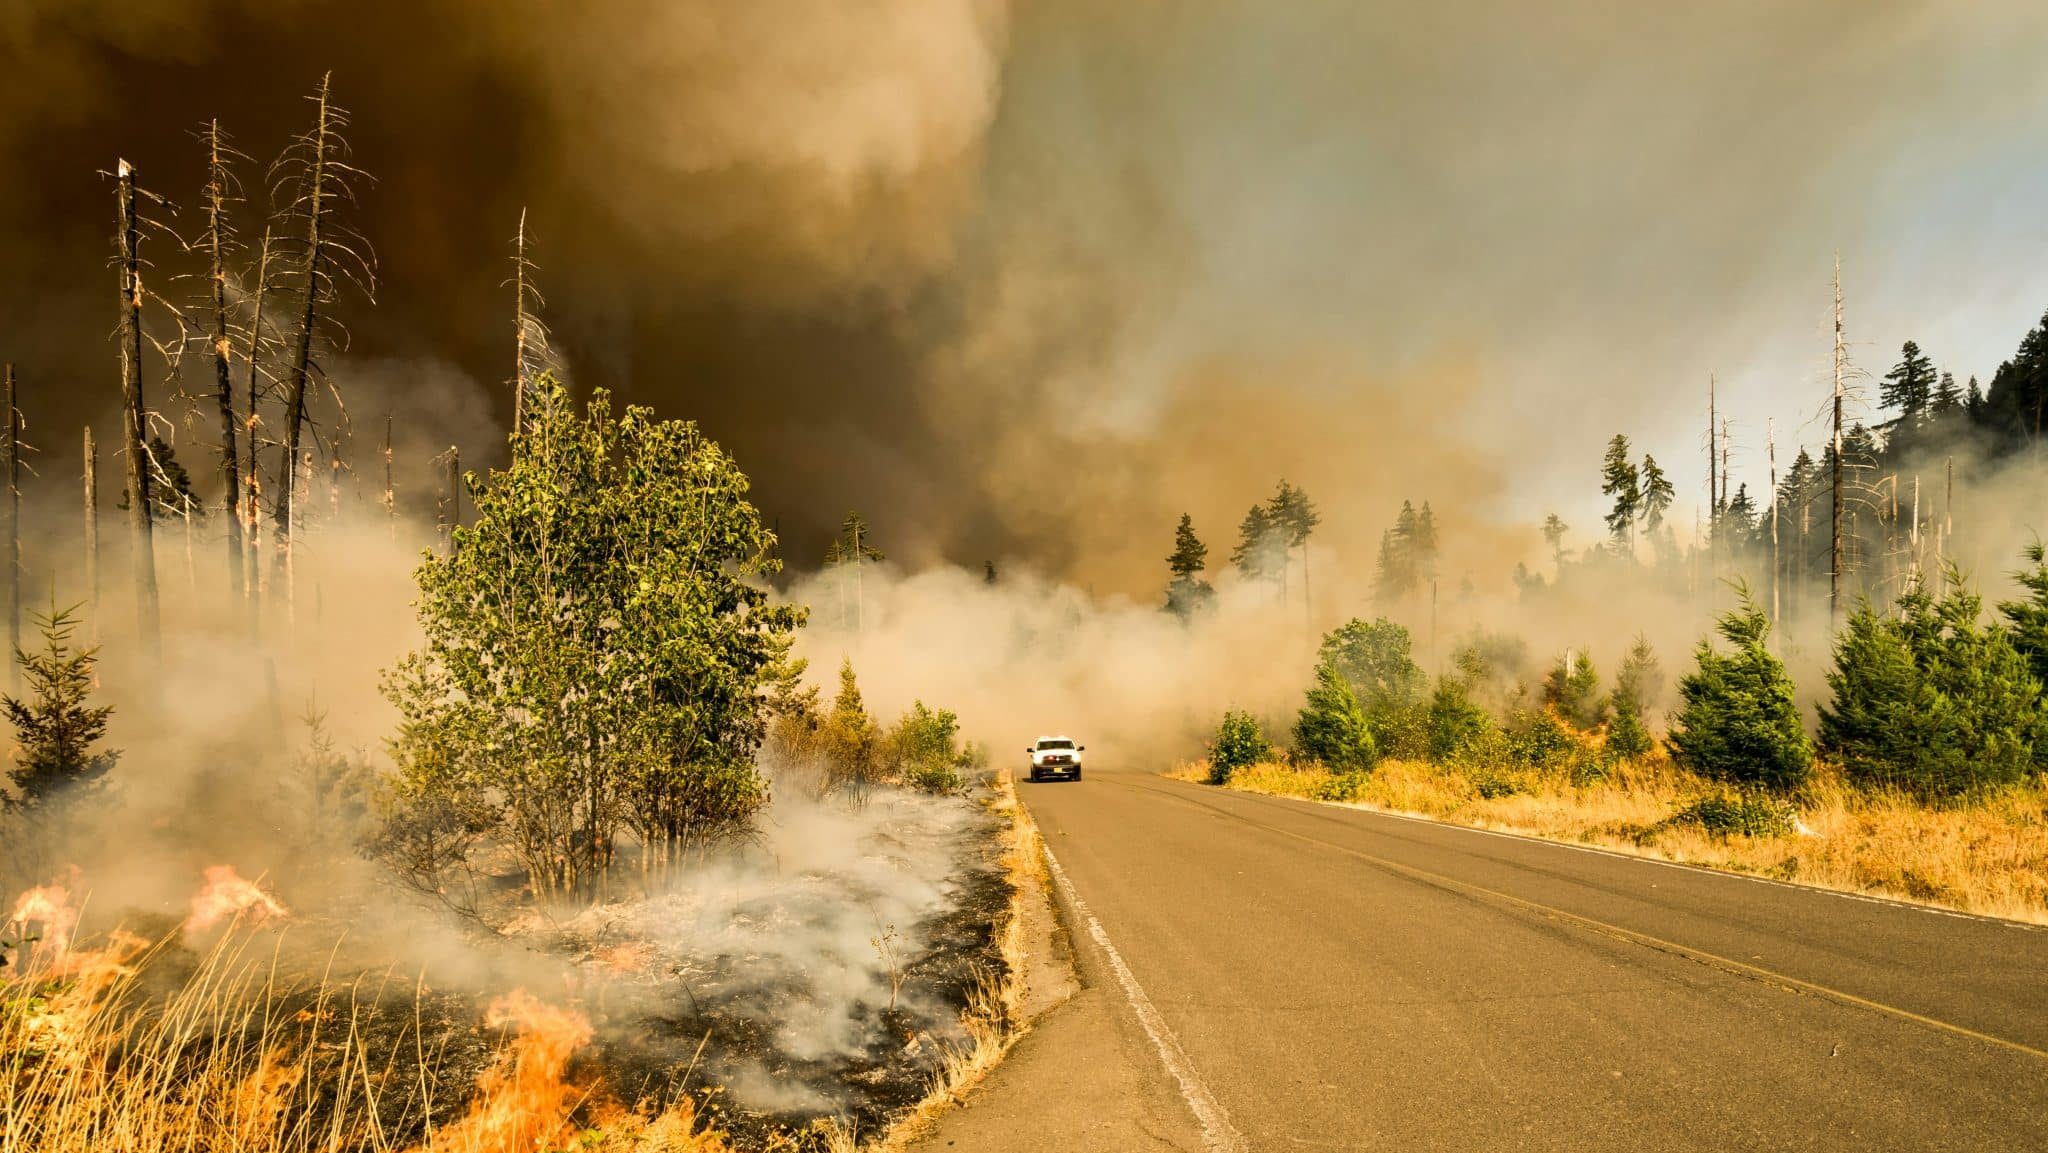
[4,0,2048,594]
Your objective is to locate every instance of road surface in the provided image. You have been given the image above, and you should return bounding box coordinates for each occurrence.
[917,766,2048,1152]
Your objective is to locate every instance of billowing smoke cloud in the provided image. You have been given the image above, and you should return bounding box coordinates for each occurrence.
[4,1,2048,597]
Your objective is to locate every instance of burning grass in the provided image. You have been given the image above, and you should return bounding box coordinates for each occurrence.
[1173,756,2048,923]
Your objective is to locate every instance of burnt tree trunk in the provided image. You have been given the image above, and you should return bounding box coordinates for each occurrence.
[117,159,160,651]
[243,226,273,617]
[83,427,99,628]
[275,74,333,593]
[205,121,245,606]
[2,364,17,679]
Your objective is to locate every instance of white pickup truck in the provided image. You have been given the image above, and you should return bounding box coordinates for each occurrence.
[1026,736,1085,782]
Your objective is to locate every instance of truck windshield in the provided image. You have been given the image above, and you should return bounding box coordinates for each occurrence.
[1038,740,1075,750]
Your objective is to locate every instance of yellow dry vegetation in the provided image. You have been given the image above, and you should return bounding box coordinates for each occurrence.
[1172,756,2048,924]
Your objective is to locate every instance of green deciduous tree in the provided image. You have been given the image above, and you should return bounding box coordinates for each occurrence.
[1820,573,2044,798]
[380,377,801,900]
[1294,659,1377,772]
[1209,710,1270,784]
[1318,617,1427,718]
[3,606,117,812]
[1667,587,1812,790]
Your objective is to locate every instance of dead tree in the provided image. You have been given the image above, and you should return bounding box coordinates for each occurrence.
[1830,255,1846,623]
[242,224,277,607]
[116,159,161,651]
[202,120,249,603]
[1706,373,1719,579]
[83,428,99,629]
[382,413,394,540]
[1767,418,1779,629]
[2,364,17,678]
[510,209,551,437]
[436,446,459,555]
[270,73,374,592]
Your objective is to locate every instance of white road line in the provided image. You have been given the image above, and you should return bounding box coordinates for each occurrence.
[1043,845,1248,1153]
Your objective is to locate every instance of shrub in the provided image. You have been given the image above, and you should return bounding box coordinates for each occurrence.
[1666,587,1812,791]
[1819,576,2044,800]
[1319,618,1428,717]
[1542,648,1607,730]
[1311,771,1372,802]
[891,700,965,794]
[1293,660,1378,772]
[1672,791,1797,839]
[1507,710,1578,770]
[2000,541,2048,692]
[1466,762,1523,800]
[1426,677,1494,761]
[1210,710,1270,784]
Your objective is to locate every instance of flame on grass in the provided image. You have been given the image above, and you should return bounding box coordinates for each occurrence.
[186,865,290,932]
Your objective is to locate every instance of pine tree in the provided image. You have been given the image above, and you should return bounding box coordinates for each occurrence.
[1821,573,2043,797]
[1881,340,1937,425]
[1293,659,1377,772]
[1373,500,1425,602]
[1542,649,1606,730]
[2000,542,2048,690]
[1600,434,1641,556]
[1639,455,1675,534]
[1540,513,1570,571]
[1267,480,1321,611]
[1607,636,1662,759]
[1667,587,1811,790]
[1964,376,1986,420]
[1931,371,1963,416]
[1412,502,1440,580]
[3,607,118,811]
[1231,503,1285,586]
[1164,513,1215,619]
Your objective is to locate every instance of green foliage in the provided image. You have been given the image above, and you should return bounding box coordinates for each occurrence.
[1466,761,1523,800]
[1164,513,1215,619]
[380,378,800,900]
[1607,636,1663,760]
[1265,480,1320,550]
[1373,500,1439,603]
[1672,791,1797,839]
[1666,588,1812,791]
[2000,541,2048,691]
[1639,455,1675,534]
[1293,660,1378,772]
[3,607,117,812]
[1426,677,1493,761]
[1600,434,1640,552]
[1310,770,1371,802]
[1231,503,1286,584]
[1319,617,1428,718]
[1541,649,1607,730]
[1819,575,2044,799]
[1209,710,1270,784]
[890,700,965,794]
[1881,340,1938,424]
[825,659,882,795]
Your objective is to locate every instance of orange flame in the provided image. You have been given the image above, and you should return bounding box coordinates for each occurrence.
[185,865,289,932]
[416,990,595,1153]
[6,879,81,967]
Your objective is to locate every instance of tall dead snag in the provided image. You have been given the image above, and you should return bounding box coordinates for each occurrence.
[202,120,248,604]
[1830,255,1846,623]
[242,225,276,609]
[509,209,550,437]
[2,364,17,680]
[83,428,99,628]
[382,413,394,540]
[116,159,161,651]
[270,73,374,592]
[436,446,459,555]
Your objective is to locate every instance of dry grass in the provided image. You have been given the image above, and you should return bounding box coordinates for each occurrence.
[1173,756,2048,924]
[0,916,738,1153]
[827,768,1040,1153]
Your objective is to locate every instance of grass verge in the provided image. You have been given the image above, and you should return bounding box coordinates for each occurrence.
[1172,756,2048,924]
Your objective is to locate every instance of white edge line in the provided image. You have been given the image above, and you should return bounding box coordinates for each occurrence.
[1043,845,1248,1153]
[1196,779,2042,930]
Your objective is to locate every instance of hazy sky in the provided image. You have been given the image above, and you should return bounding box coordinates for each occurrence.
[4,1,2048,590]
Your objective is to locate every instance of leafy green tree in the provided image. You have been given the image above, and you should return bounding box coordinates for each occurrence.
[1639,455,1675,534]
[2000,542,2048,690]
[3,607,117,811]
[1543,649,1607,731]
[381,378,800,898]
[1881,340,1937,426]
[1821,575,2044,798]
[1600,434,1641,556]
[1667,587,1812,790]
[1293,660,1377,772]
[1373,500,1435,603]
[1165,513,1216,619]
[1318,618,1427,717]
[889,700,964,793]
[1607,636,1662,759]
[1209,710,1270,784]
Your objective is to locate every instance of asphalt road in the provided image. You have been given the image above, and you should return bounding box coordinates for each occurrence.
[920,765,2048,1152]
